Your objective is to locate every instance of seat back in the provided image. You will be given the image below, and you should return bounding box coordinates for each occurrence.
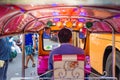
[53,54,85,80]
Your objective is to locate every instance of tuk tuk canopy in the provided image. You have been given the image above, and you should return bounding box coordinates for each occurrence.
[0,0,120,37]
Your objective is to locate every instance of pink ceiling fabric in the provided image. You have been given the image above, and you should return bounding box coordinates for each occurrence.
[0,5,120,37]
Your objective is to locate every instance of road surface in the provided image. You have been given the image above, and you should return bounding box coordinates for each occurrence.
[7,52,38,80]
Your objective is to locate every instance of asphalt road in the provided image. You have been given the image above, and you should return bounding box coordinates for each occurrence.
[7,52,38,80]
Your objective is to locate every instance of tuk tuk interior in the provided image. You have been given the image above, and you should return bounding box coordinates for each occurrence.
[0,0,120,80]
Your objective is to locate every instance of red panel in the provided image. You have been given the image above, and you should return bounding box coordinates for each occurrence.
[53,55,62,61]
[77,54,85,61]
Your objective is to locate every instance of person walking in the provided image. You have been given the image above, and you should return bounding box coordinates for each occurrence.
[24,33,35,69]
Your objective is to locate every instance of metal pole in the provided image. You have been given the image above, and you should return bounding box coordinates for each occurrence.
[112,28,116,77]
[21,34,25,77]
[103,21,116,77]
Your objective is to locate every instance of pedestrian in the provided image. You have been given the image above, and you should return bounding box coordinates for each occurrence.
[24,33,35,69]
[32,34,37,55]
[0,37,11,80]
[43,27,51,39]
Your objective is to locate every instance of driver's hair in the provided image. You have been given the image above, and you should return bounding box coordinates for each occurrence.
[58,27,72,43]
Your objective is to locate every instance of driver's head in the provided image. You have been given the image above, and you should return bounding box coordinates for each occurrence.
[58,27,72,43]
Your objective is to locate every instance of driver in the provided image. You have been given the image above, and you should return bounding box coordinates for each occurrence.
[48,27,84,70]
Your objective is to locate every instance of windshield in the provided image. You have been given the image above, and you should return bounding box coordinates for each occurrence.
[42,30,82,50]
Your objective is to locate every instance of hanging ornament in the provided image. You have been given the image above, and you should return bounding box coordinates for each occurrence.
[66,21,73,28]
[56,21,63,27]
[85,22,93,28]
[53,18,60,22]
[78,18,86,22]
[47,21,53,27]
[77,22,84,29]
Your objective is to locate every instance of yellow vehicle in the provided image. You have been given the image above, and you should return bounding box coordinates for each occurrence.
[83,23,120,78]
[0,0,120,79]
